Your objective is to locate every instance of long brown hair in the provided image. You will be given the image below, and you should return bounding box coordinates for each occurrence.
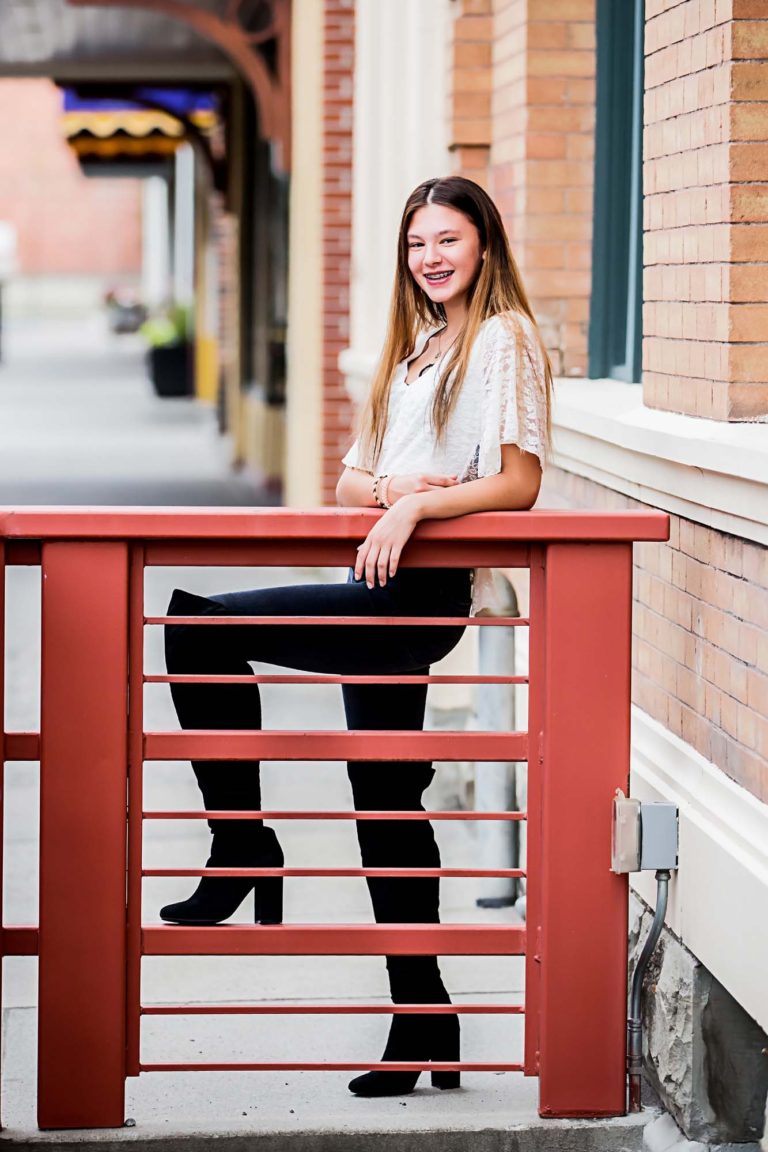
[357,176,553,469]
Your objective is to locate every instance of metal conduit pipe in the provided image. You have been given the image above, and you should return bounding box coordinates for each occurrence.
[475,573,519,909]
[627,868,671,1113]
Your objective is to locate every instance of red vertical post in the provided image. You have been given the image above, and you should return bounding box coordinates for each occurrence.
[0,541,5,1131]
[38,542,129,1129]
[125,545,145,1077]
[537,542,632,1118]
[523,545,545,1077]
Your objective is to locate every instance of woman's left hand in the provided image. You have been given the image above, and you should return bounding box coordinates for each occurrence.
[354,495,421,588]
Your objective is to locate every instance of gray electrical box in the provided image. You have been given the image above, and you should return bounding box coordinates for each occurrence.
[611,792,641,873]
[639,802,679,870]
[611,792,679,873]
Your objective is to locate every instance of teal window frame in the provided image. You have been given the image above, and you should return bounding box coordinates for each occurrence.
[589,0,645,383]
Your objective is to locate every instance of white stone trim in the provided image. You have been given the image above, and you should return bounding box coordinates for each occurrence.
[285,0,324,506]
[342,0,452,409]
[630,707,768,1034]
[338,347,377,409]
[552,379,768,545]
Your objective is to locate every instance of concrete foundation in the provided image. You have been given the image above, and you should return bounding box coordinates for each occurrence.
[630,895,768,1145]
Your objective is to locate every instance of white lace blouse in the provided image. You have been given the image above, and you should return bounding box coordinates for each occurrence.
[342,309,549,614]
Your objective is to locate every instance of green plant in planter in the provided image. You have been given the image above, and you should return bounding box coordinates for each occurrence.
[140,303,192,348]
[141,304,194,397]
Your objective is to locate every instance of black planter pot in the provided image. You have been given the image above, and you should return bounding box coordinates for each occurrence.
[147,342,193,398]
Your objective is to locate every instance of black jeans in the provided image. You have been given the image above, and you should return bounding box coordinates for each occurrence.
[164,567,472,1007]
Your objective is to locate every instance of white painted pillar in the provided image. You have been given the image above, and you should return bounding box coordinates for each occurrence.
[173,144,196,307]
[340,0,451,403]
[285,0,324,506]
[142,176,171,309]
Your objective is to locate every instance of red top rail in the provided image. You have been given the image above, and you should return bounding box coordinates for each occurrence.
[0,506,669,543]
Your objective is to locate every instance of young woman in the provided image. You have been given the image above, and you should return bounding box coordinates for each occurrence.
[162,175,552,1097]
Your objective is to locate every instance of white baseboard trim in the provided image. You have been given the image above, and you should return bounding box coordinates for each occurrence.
[631,707,768,1033]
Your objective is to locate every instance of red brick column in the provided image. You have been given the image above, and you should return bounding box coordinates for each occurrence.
[321,0,355,505]
[490,0,596,377]
[644,0,768,420]
[448,0,492,184]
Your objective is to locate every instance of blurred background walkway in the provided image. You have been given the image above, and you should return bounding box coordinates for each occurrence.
[0,315,277,507]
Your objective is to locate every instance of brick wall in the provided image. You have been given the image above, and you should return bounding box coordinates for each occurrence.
[490,0,596,376]
[543,468,768,803]
[643,0,768,420]
[321,0,355,505]
[449,0,492,184]
[0,80,142,277]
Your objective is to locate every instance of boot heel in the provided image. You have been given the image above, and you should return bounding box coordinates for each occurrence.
[431,1071,460,1090]
[254,876,283,925]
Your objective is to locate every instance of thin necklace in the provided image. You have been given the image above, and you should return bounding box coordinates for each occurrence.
[410,327,458,382]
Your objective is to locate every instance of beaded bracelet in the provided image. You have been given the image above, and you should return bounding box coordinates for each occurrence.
[372,473,391,509]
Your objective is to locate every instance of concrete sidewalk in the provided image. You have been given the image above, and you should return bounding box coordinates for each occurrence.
[0,315,654,1148]
[0,314,277,506]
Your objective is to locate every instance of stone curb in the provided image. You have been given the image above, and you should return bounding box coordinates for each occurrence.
[0,1114,655,1152]
[643,1113,762,1152]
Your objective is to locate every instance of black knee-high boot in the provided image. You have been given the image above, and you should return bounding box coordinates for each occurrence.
[344,681,460,1096]
[346,769,460,1094]
[160,588,283,925]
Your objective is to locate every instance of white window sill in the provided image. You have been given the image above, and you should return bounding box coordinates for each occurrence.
[552,379,768,545]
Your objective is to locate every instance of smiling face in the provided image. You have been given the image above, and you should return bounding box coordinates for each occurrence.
[406,203,484,316]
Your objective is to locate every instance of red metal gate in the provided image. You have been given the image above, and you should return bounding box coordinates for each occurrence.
[0,507,668,1129]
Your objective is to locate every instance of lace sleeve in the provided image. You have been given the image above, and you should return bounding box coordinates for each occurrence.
[476,311,549,478]
[341,438,360,469]
[341,438,375,474]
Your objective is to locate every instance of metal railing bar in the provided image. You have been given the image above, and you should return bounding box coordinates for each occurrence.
[6,731,531,765]
[141,1003,525,1015]
[0,505,669,542]
[143,810,528,821]
[1,926,38,956]
[139,1061,525,1073]
[143,923,526,957]
[145,615,529,628]
[145,730,528,763]
[3,733,39,760]
[144,867,526,879]
[146,673,529,685]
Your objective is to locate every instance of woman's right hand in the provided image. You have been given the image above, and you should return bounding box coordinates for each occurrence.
[387,473,460,503]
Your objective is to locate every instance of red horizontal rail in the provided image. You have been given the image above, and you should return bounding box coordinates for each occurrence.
[147,673,529,685]
[146,615,527,627]
[143,809,528,821]
[145,730,528,762]
[2,540,41,565]
[6,734,529,767]
[140,1061,525,1073]
[4,733,40,760]
[143,924,526,956]
[145,543,529,568]
[142,1003,525,1015]
[145,867,526,879]
[1,926,39,956]
[0,506,670,542]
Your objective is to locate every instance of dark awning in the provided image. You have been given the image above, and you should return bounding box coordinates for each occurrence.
[61,87,219,171]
